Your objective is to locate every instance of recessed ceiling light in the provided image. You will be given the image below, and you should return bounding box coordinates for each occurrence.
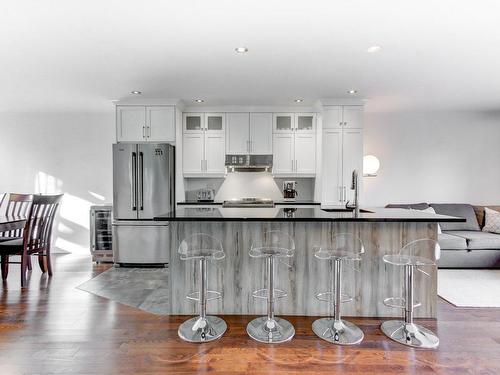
[195,99,204,103]
[294,99,303,103]
[348,90,357,95]
[367,45,381,53]
[130,90,142,95]
[235,46,248,53]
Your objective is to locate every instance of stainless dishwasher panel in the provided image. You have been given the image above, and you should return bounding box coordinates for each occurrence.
[112,221,170,265]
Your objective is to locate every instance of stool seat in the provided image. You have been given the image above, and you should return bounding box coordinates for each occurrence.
[383,254,435,267]
[314,247,362,261]
[249,246,293,258]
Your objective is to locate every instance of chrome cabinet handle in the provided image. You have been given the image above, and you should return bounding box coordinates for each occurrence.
[201,159,203,171]
[131,152,137,211]
[343,186,346,202]
[339,186,342,202]
[138,152,144,210]
[291,159,294,172]
[142,126,146,139]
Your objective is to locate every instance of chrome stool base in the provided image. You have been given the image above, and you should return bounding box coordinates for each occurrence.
[178,316,227,343]
[246,317,295,344]
[312,317,364,345]
[381,320,439,349]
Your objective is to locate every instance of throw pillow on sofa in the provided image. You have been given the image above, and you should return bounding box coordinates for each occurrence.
[482,207,500,234]
[420,207,442,234]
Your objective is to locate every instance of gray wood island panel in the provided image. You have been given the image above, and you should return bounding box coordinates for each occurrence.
[158,207,463,318]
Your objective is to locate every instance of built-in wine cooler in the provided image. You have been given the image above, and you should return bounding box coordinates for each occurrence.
[90,205,113,263]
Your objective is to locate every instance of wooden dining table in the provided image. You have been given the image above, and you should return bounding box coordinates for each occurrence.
[0,215,26,234]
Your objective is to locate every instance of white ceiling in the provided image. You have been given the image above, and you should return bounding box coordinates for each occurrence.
[2,0,500,113]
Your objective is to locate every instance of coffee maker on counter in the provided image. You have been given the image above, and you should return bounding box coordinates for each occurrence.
[282,181,298,201]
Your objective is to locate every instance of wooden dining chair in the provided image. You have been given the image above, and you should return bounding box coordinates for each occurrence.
[0,194,34,270]
[0,194,63,287]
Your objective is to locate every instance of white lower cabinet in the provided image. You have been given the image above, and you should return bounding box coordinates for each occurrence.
[273,133,315,176]
[322,128,363,205]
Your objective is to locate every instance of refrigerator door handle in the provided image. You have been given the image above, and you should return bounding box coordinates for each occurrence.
[139,151,144,210]
[131,152,137,211]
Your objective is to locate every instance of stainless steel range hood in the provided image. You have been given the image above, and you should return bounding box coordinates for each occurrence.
[225,154,273,173]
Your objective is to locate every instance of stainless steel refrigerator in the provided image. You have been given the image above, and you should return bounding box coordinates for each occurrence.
[112,143,174,266]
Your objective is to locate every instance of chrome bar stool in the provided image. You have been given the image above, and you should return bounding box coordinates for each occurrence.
[381,238,440,349]
[312,233,365,345]
[177,233,227,343]
[247,230,295,343]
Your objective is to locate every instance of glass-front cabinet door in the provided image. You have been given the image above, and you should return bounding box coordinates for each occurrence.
[205,113,225,133]
[183,113,204,132]
[273,113,294,133]
[295,113,316,133]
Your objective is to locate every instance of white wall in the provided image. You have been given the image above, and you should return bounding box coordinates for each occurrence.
[0,111,115,254]
[363,110,500,206]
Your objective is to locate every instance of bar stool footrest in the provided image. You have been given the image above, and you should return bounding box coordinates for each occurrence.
[252,288,287,300]
[383,297,421,310]
[186,290,222,302]
[316,291,353,304]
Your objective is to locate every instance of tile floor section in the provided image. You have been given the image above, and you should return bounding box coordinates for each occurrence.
[77,266,170,315]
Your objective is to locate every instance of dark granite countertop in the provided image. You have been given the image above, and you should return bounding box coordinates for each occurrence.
[155,207,465,223]
[176,200,320,206]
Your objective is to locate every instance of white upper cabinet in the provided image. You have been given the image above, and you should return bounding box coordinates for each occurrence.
[273,113,294,133]
[182,133,204,174]
[117,106,145,142]
[322,106,343,129]
[205,113,225,133]
[226,113,250,154]
[205,133,225,174]
[183,112,225,176]
[117,105,175,142]
[294,134,316,174]
[146,106,175,142]
[249,113,272,154]
[226,112,273,154]
[323,106,363,129]
[272,112,316,176]
[342,106,363,128]
[183,113,204,133]
[295,113,316,133]
[273,134,295,174]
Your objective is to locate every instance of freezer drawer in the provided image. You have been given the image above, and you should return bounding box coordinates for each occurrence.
[113,221,170,265]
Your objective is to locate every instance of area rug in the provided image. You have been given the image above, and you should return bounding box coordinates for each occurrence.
[77,267,169,315]
[438,269,500,307]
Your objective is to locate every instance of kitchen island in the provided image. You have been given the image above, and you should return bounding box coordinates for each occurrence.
[155,207,463,318]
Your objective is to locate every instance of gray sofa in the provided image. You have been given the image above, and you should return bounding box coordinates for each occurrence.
[386,203,500,268]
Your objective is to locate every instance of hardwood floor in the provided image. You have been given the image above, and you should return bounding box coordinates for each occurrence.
[1,254,499,375]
